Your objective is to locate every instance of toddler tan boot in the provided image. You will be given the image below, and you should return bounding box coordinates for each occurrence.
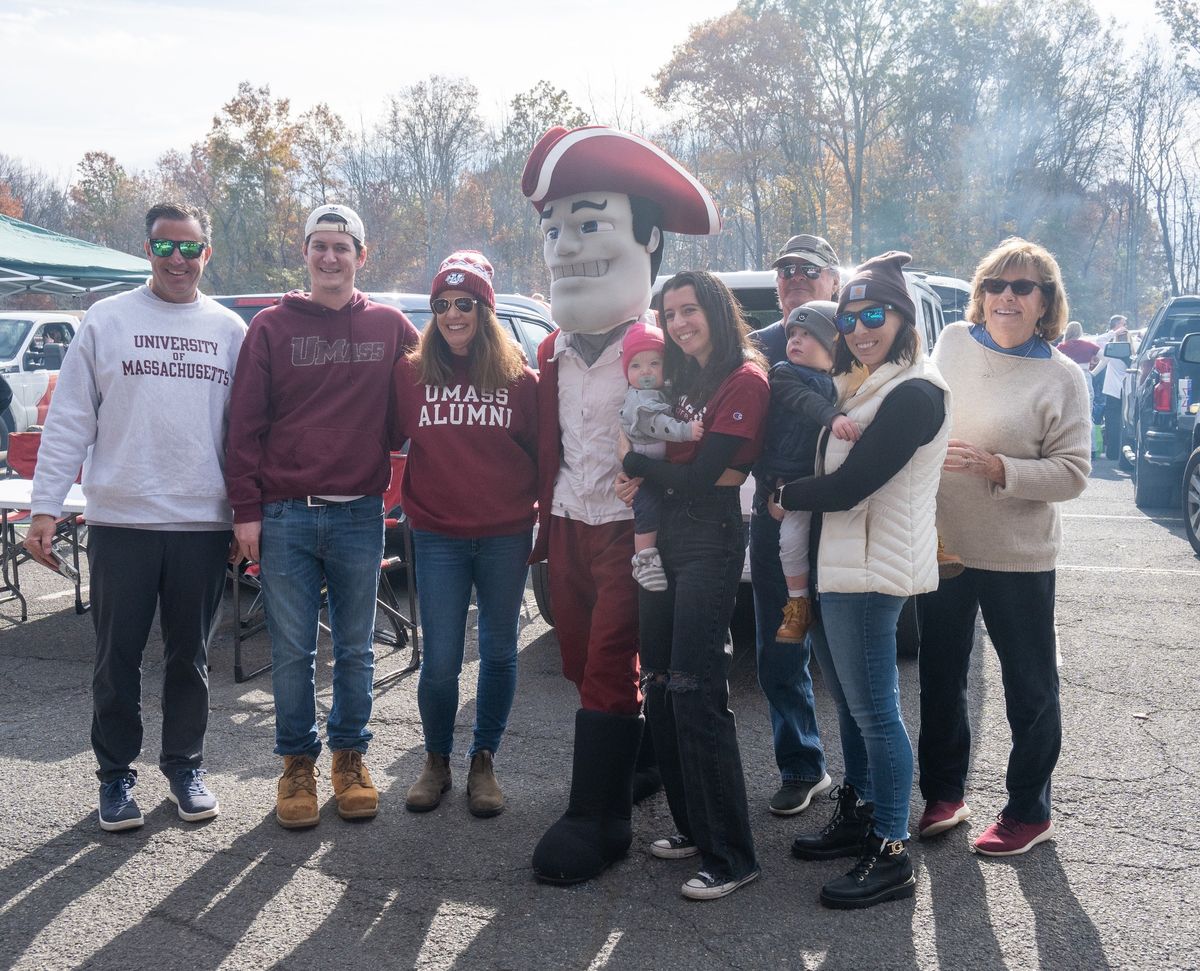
[776,596,813,644]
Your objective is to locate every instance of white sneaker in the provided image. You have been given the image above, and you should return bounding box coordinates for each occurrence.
[631,548,668,592]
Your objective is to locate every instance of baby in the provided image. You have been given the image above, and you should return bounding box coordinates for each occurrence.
[618,318,703,591]
[761,302,859,642]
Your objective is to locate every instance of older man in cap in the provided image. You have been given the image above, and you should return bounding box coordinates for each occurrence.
[226,204,419,831]
[748,233,841,816]
[521,125,721,885]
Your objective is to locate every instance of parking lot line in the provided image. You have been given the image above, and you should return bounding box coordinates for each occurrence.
[1058,563,1200,576]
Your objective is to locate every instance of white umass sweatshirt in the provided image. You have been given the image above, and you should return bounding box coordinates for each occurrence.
[31,285,247,528]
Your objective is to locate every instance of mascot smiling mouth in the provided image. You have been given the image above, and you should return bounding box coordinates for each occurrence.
[552,260,610,281]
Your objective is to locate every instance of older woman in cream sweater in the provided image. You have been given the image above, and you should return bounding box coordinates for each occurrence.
[916,237,1090,857]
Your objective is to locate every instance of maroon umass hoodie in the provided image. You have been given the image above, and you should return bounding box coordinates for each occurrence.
[225,289,419,523]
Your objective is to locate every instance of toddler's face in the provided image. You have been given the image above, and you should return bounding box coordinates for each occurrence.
[628,349,664,390]
[786,327,833,371]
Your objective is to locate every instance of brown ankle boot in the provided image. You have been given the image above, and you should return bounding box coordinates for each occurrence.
[331,750,379,820]
[405,753,451,812]
[937,536,965,579]
[467,750,505,818]
[776,596,812,644]
[276,755,320,829]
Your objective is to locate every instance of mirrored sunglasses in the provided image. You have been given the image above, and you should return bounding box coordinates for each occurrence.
[778,263,824,281]
[431,296,477,314]
[149,239,206,259]
[834,304,896,334]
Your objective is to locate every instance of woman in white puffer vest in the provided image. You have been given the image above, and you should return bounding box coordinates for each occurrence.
[774,251,950,910]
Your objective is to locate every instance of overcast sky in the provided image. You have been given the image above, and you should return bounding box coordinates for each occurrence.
[1,0,1166,182]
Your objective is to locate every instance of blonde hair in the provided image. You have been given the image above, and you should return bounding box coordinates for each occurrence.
[408,304,525,391]
[1063,320,1083,342]
[966,237,1069,342]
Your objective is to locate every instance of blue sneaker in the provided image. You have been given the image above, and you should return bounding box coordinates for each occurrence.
[167,768,220,822]
[98,774,144,832]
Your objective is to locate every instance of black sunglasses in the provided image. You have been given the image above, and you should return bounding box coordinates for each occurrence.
[431,296,478,314]
[981,277,1051,297]
[834,304,896,334]
[149,239,206,259]
[778,263,824,281]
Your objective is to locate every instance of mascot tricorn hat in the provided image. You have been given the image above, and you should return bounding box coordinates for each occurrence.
[521,125,722,236]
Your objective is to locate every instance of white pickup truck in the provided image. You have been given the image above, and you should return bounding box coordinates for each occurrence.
[0,312,79,456]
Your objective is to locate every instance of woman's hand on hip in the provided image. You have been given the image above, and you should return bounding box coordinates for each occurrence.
[944,439,1006,486]
[614,472,642,507]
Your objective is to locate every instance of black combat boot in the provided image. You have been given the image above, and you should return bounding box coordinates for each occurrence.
[791,784,870,861]
[819,833,916,909]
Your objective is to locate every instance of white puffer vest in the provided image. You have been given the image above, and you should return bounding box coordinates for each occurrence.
[817,356,951,597]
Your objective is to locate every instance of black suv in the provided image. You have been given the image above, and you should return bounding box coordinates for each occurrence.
[1112,296,1200,510]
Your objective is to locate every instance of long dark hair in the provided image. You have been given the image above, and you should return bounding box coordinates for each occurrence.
[655,270,766,407]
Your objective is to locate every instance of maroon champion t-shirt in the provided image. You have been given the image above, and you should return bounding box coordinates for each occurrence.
[666,361,769,468]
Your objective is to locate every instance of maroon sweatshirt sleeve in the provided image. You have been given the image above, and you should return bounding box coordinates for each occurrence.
[225,324,273,524]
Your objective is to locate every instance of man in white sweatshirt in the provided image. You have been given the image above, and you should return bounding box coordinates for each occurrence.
[26,201,246,833]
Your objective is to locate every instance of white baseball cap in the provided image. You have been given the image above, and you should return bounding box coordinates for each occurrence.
[304,204,365,245]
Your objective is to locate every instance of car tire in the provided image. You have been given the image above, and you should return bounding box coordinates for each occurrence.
[1133,425,1175,509]
[531,561,554,628]
[896,596,920,659]
[1184,447,1200,556]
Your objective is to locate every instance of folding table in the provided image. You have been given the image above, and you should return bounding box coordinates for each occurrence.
[0,478,87,620]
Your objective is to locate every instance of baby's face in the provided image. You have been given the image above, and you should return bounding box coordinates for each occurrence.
[786,327,833,371]
[628,349,664,389]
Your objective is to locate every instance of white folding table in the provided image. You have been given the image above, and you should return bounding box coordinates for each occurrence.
[0,479,87,620]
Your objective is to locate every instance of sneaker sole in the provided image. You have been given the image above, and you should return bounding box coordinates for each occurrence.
[681,868,760,901]
[769,773,833,816]
[820,873,916,909]
[972,822,1055,856]
[650,842,700,860]
[98,813,144,832]
[919,806,971,839]
[167,791,219,823]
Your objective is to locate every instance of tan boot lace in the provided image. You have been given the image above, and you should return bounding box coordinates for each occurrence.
[283,758,318,798]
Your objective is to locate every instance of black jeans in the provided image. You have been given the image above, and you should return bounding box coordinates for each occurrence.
[639,487,757,880]
[88,526,230,781]
[917,568,1061,823]
[1103,394,1123,460]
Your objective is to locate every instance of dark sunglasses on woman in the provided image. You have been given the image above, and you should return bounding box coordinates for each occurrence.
[431,296,478,314]
[834,304,896,334]
[980,278,1050,297]
[148,239,206,259]
[778,263,824,281]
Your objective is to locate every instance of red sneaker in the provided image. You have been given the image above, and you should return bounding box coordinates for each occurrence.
[972,814,1055,856]
[918,800,970,839]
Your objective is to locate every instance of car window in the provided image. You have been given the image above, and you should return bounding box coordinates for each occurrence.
[921,297,938,352]
[0,319,33,360]
[504,314,554,368]
[1161,314,1200,343]
[731,287,781,330]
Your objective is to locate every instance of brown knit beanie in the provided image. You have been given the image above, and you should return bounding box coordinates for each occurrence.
[837,251,915,327]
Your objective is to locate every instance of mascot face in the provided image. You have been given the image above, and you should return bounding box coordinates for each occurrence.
[539,191,659,334]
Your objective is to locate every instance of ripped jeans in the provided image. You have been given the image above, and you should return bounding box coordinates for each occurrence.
[638,487,758,882]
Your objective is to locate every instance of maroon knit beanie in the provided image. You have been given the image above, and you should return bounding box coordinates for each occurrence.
[431,250,495,310]
[837,251,916,327]
[621,319,666,381]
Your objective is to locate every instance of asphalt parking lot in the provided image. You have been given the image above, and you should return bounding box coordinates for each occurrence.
[1,455,1197,971]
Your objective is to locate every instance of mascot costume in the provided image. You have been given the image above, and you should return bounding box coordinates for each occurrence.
[522,126,720,884]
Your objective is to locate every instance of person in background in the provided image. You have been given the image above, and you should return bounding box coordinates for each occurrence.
[917,237,1089,857]
[779,251,950,909]
[26,201,245,832]
[1057,320,1101,455]
[748,234,841,817]
[395,251,538,819]
[1090,313,1129,461]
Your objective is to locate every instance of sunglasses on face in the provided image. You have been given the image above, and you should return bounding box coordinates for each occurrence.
[778,263,824,281]
[431,296,477,314]
[981,277,1049,297]
[149,239,206,259]
[834,304,896,334]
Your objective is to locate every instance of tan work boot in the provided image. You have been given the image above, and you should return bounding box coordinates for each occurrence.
[276,755,320,829]
[937,536,965,579]
[331,750,379,820]
[405,753,451,812]
[776,596,813,644]
[466,750,505,818]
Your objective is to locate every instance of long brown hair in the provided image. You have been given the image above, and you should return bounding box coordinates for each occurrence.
[655,271,765,407]
[408,304,525,391]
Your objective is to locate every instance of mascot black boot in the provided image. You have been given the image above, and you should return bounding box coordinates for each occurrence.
[532,708,642,884]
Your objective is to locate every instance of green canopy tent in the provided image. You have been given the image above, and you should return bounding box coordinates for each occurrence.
[0,213,149,299]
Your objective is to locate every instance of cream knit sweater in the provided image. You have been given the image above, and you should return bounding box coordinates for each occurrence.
[931,323,1091,572]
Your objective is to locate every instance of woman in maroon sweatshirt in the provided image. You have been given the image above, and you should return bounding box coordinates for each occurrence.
[394,251,538,819]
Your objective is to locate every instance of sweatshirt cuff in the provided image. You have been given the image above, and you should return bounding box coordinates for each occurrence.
[232,504,263,524]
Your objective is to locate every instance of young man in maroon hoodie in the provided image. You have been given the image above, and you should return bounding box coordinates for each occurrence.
[225,205,419,829]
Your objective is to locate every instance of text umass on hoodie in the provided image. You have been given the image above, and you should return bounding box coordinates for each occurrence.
[225,288,420,522]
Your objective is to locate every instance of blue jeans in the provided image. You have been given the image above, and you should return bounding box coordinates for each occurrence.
[748,507,826,784]
[260,496,384,758]
[809,592,912,841]
[413,528,532,756]
[640,488,758,882]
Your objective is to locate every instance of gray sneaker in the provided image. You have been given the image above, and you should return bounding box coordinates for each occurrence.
[769,773,832,816]
[167,768,220,822]
[98,773,144,832]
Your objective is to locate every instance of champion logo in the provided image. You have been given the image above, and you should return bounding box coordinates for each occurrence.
[446,271,465,285]
[849,284,867,300]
